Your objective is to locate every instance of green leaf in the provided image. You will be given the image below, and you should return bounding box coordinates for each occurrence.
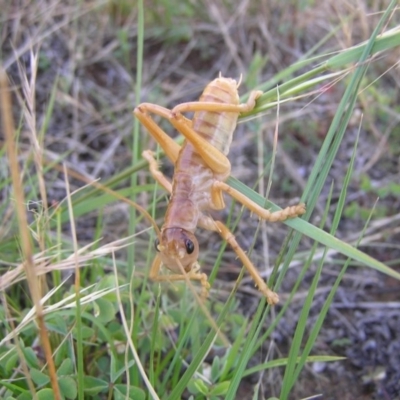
[187,379,200,395]
[57,358,73,376]
[210,356,221,381]
[94,297,116,323]
[59,376,78,399]
[210,381,230,396]
[82,376,108,395]
[73,326,94,340]
[45,314,68,335]
[4,352,18,374]
[54,344,69,368]
[22,347,39,369]
[193,379,209,395]
[36,389,55,400]
[30,368,50,387]
[114,384,146,400]
[110,357,136,383]
[17,394,33,400]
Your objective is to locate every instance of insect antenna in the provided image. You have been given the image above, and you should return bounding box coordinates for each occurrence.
[126,199,161,240]
[65,172,162,242]
[236,73,243,88]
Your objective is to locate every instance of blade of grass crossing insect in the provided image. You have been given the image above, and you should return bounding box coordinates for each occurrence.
[253,257,307,354]
[280,184,334,398]
[171,299,203,386]
[252,213,326,355]
[288,207,376,397]
[248,19,347,96]
[227,177,400,280]
[300,0,397,206]
[243,25,400,115]
[170,294,214,388]
[251,64,326,111]
[328,27,400,69]
[160,308,202,391]
[294,223,372,383]
[219,318,249,382]
[167,291,237,400]
[244,13,394,101]
[290,125,362,389]
[224,300,271,399]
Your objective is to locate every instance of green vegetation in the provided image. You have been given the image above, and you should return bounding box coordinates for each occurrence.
[1,1,400,399]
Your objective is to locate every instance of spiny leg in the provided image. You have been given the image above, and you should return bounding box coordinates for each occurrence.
[149,255,210,298]
[213,181,306,222]
[134,103,182,164]
[172,90,263,114]
[168,90,263,176]
[198,215,279,305]
[142,150,173,193]
[136,92,262,175]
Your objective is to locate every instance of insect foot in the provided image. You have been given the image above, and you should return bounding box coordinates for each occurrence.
[261,287,279,306]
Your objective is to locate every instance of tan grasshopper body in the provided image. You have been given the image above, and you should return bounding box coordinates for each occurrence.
[134,77,305,304]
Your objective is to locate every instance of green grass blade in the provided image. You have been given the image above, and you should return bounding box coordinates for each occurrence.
[128,0,145,275]
[293,120,362,391]
[281,184,334,397]
[224,300,271,399]
[242,25,400,115]
[227,177,400,281]
[166,293,237,400]
[243,355,346,377]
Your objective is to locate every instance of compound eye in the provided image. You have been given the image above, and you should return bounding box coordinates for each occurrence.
[184,239,195,254]
[154,238,160,252]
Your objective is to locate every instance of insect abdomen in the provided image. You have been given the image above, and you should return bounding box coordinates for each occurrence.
[192,78,240,155]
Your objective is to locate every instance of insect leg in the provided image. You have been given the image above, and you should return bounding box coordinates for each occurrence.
[168,114,231,175]
[134,103,182,164]
[149,255,210,298]
[212,181,306,222]
[142,150,173,193]
[198,215,279,305]
[172,90,263,114]
[168,91,262,176]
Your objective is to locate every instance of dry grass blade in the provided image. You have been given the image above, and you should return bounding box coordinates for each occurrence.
[1,69,61,399]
